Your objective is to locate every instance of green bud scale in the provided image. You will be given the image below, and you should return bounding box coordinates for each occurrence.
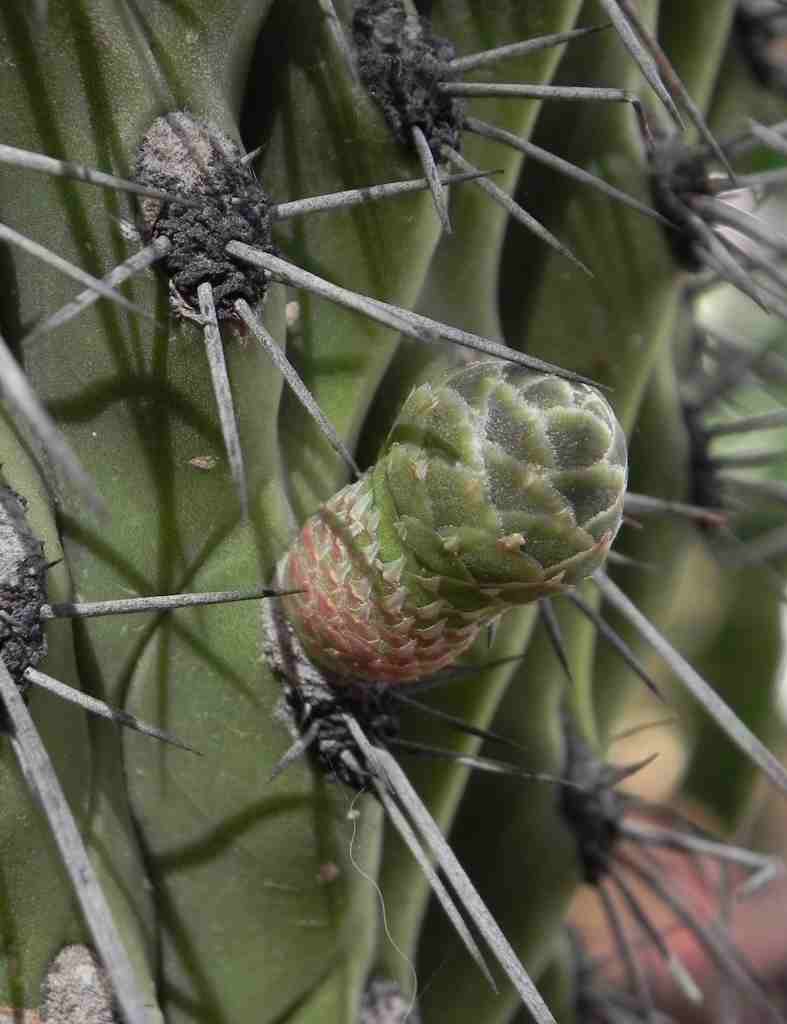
[282,361,627,683]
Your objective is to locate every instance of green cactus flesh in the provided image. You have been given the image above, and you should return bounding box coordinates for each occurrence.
[282,361,627,682]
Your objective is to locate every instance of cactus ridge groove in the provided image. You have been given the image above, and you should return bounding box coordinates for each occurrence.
[0,475,283,748]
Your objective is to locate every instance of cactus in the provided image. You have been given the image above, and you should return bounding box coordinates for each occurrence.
[0,1,786,1023]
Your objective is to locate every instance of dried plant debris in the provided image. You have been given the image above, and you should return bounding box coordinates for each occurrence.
[359,977,420,1024]
[650,122,787,315]
[0,485,47,687]
[351,0,663,254]
[353,0,463,158]
[40,946,118,1024]
[135,112,272,320]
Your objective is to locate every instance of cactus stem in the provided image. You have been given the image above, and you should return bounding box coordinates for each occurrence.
[410,124,451,232]
[0,220,153,323]
[0,330,103,515]
[0,656,151,1024]
[227,244,599,384]
[443,145,592,275]
[234,297,360,478]
[463,117,671,229]
[447,24,611,75]
[197,282,250,519]
[270,167,495,221]
[594,570,787,794]
[22,666,198,753]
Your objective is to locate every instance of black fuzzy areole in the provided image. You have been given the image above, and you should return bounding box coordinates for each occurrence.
[682,393,721,518]
[263,596,400,791]
[649,135,711,272]
[353,0,464,159]
[135,112,271,319]
[0,484,47,687]
[559,722,626,886]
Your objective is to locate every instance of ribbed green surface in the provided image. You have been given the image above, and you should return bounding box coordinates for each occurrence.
[283,361,626,682]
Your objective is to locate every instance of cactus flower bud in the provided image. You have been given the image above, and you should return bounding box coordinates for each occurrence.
[282,361,627,683]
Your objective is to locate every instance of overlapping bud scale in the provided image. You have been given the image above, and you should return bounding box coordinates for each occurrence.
[282,361,627,683]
